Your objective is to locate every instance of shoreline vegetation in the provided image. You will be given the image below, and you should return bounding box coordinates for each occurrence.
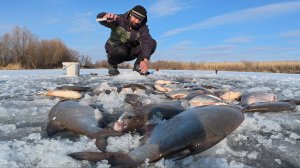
[150,60,300,74]
[1,26,299,74]
[94,60,300,74]
[1,60,300,74]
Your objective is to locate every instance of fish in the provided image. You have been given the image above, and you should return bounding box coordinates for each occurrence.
[165,90,190,99]
[119,83,154,95]
[39,90,82,99]
[189,94,226,107]
[220,91,242,103]
[242,101,297,113]
[113,102,185,132]
[154,84,172,93]
[239,91,277,106]
[124,94,152,107]
[183,85,212,94]
[155,80,175,85]
[92,102,185,151]
[47,100,107,138]
[56,85,92,92]
[69,105,244,167]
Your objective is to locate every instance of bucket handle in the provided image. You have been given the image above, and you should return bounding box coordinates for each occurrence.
[62,64,73,70]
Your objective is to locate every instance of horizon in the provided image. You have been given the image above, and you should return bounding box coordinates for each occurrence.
[0,0,300,63]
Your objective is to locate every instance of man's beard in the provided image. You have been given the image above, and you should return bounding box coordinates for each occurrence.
[130,22,142,29]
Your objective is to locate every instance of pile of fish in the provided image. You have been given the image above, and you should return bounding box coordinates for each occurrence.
[44,78,299,167]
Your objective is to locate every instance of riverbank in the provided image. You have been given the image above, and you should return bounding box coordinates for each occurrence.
[2,61,299,74]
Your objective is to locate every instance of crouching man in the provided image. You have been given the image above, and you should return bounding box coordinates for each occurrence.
[97,5,157,75]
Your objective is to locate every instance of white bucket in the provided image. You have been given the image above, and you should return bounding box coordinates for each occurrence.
[62,62,80,76]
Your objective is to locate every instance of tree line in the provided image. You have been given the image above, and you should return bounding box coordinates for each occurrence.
[93,60,300,74]
[1,26,299,73]
[0,26,93,69]
[149,60,300,74]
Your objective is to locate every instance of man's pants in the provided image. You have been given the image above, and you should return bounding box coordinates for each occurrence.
[105,39,157,66]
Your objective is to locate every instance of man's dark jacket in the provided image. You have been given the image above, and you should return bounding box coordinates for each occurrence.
[97,11,155,60]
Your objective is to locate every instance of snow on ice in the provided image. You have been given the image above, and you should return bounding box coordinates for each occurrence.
[0,69,299,168]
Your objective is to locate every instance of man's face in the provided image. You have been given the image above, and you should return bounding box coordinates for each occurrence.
[129,14,143,27]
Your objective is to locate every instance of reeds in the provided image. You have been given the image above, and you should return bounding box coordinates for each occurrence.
[0,63,23,70]
[150,60,300,74]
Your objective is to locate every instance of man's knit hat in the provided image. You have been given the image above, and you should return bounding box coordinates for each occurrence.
[130,5,147,20]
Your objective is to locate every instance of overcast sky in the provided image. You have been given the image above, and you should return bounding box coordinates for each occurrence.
[1,0,300,62]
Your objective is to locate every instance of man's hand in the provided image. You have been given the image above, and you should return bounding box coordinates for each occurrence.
[139,58,149,74]
[103,13,118,23]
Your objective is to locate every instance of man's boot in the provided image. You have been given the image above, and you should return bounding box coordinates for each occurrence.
[133,64,150,75]
[108,63,120,76]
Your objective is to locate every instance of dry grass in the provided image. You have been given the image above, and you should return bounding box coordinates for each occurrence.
[0,63,23,70]
[150,60,300,74]
[1,60,299,74]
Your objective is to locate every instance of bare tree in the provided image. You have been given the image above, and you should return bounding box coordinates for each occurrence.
[24,39,39,68]
[80,55,93,68]
[95,60,108,68]
[9,26,33,64]
[0,34,14,66]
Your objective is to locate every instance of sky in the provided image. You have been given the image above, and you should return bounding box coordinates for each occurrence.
[0,0,300,63]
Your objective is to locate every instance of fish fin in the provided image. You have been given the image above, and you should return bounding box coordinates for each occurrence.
[87,129,125,151]
[68,151,138,167]
[166,149,192,161]
[95,137,107,151]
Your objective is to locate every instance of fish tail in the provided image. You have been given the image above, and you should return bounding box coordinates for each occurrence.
[68,151,139,167]
[68,151,108,162]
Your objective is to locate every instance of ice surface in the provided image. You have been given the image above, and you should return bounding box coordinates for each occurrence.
[113,71,147,81]
[106,133,141,153]
[0,69,299,168]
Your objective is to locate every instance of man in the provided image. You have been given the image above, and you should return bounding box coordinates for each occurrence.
[97,5,157,76]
